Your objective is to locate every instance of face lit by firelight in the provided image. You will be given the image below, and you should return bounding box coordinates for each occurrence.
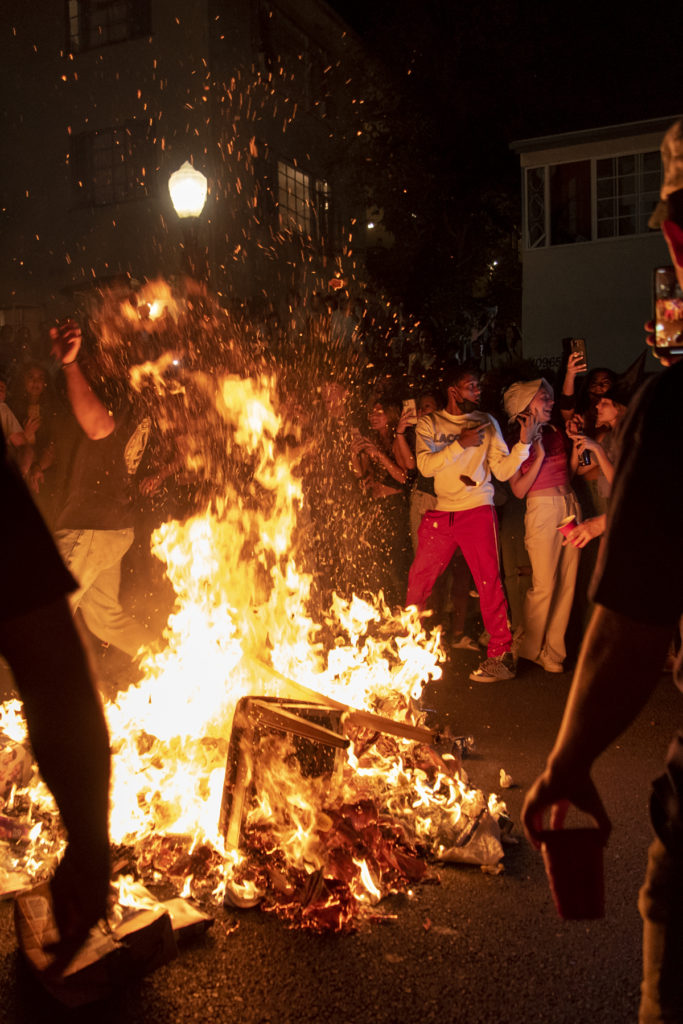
[528,385,554,424]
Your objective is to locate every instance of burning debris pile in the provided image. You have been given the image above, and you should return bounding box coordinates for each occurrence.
[0,282,508,937]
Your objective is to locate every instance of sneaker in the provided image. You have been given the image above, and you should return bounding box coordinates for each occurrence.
[536,653,564,674]
[469,652,516,683]
[451,632,479,651]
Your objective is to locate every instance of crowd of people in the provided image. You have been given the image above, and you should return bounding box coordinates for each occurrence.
[0,285,654,690]
[0,117,681,1019]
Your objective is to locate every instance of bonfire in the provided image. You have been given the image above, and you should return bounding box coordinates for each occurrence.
[0,283,507,933]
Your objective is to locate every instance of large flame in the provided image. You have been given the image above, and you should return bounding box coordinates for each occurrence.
[0,290,505,930]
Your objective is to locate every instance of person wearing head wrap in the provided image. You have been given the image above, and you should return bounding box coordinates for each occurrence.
[503,378,580,674]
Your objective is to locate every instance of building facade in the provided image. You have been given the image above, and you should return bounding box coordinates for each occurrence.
[0,0,370,358]
[512,116,676,374]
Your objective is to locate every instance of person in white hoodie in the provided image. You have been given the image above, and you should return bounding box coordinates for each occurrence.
[406,364,536,682]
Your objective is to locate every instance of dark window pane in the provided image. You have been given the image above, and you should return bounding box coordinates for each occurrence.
[71,120,154,206]
[596,178,614,199]
[597,198,615,219]
[549,161,591,245]
[67,0,150,53]
[643,151,661,173]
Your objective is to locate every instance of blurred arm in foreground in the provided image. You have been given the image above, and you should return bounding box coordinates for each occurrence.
[0,432,110,956]
[523,117,683,1024]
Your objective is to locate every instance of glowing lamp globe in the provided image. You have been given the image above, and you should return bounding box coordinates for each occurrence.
[168,161,208,219]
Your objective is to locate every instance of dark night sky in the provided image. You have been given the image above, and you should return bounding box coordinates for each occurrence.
[328,0,679,141]
[322,0,679,322]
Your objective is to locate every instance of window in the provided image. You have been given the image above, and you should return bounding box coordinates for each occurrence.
[526,166,546,249]
[277,160,330,242]
[549,161,591,245]
[595,152,660,238]
[525,150,660,247]
[71,121,155,206]
[66,0,150,53]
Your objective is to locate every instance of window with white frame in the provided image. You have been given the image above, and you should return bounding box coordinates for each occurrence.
[595,152,661,238]
[66,0,150,53]
[525,150,660,248]
[277,159,330,242]
[71,121,154,206]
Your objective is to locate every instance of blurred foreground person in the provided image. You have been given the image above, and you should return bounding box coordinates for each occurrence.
[0,429,110,955]
[523,118,683,1023]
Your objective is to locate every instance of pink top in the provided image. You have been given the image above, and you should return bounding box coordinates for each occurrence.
[519,425,570,491]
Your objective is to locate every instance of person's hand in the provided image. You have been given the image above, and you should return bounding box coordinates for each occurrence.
[517,410,539,446]
[139,473,164,497]
[522,763,611,849]
[351,434,379,459]
[574,433,599,455]
[23,412,40,444]
[565,350,587,377]
[563,516,605,548]
[565,414,585,440]
[644,315,683,369]
[396,408,414,436]
[27,464,44,494]
[459,423,486,448]
[49,319,82,367]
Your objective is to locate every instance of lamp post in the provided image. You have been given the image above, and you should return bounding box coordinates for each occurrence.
[168,160,208,278]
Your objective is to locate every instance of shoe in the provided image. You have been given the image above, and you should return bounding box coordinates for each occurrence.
[469,652,516,683]
[451,632,479,651]
[478,630,490,648]
[536,653,564,674]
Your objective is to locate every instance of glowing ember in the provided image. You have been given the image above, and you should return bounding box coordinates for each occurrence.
[0,282,506,930]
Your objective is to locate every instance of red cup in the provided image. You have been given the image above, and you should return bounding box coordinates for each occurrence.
[557,515,577,538]
[539,827,605,920]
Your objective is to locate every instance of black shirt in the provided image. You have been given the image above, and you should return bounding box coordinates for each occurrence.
[0,432,76,621]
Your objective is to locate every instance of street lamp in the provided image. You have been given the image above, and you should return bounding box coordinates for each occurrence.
[168,161,208,277]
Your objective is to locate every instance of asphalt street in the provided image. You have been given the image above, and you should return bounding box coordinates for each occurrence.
[0,648,681,1024]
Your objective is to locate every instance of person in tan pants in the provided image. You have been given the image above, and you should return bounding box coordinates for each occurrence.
[504,379,580,673]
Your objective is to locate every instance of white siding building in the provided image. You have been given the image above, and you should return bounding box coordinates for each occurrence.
[512,116,677,373]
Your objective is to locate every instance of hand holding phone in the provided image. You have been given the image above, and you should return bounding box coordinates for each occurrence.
[401,398,418,426]
[569,338,587,372]
[653,266,683,356]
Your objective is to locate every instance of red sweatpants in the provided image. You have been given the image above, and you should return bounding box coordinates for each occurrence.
[406,506,512,658]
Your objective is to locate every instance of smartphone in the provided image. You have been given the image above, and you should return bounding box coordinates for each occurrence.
[402,398,418,425]
[653,266,683,355]
[570,337,587,365]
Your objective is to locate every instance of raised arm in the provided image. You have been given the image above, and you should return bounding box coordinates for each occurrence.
[559,351,587,422]
[488,414,533,482]
[50,322,115,440]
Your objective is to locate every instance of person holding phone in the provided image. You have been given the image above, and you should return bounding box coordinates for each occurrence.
[503,378,580,674]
